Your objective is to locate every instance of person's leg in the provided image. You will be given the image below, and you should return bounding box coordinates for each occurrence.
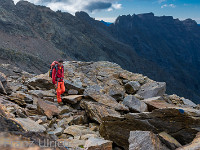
[56,82,62,103]
[60,81,66,94]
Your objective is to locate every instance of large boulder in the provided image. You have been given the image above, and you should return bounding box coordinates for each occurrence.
[125,81,140,94]
[13,118,46,132]
[176,132,200,150]
[80,100,121,123]
[99,108,200,149]
[129,131,169,150]
[84,85,128,111]
[64,80,85,94]
[84,137,113,150]
[123,95,148,112]
[62,95,83,104]
[137,82,166,99]
[142,96,176,111]
[27,74,54,90]
[37,99,60,119]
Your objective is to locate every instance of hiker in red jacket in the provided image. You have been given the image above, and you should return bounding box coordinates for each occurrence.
[52,60,65,103]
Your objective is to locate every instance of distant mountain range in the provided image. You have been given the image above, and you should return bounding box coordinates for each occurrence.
[0,0,200,104]
[100,20,112,26]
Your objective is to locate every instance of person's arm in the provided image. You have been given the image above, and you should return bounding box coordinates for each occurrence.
[62,67,64,79]
[52,68,56,85]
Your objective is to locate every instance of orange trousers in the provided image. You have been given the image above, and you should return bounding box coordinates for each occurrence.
[56,81,65,103]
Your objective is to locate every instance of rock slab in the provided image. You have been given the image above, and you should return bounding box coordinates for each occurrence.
[80,100,121,123]
[100,108,200,149]
[129,131,169,150]
[84,137,112,150]
[37,99,60,119]
[13,118,46,132]
[123,95,148,112]
[137,82,166,99]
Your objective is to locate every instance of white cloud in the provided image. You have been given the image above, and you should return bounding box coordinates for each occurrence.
[161,3,176,8]
[158,0,167,4]
[169,4,176,8]
[161,4,167,8]
[106,2,122,12]
[112,3,122,9]
[14,0,122,14]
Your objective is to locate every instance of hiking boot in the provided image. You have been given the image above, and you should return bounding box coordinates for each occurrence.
[58,102,64,105]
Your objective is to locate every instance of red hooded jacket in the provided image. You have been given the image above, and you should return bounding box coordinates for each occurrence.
[52,65,64,84]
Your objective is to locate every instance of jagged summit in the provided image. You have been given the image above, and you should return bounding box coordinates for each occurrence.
[114,12,197,26]
[75,11,91,19]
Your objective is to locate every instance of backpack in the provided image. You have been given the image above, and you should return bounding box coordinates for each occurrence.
[49,61,58,78]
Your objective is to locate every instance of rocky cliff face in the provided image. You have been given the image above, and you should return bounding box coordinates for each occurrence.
[0,61,200,150]
[108,13,200,104]
[0,0,200,104]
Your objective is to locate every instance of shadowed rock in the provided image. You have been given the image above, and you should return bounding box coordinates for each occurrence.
[100,108,200,149]
[27,74,54,90]
[176,132,200,150]
[0,72,8,94]
[125,81,141,94]
[158,132,182,149]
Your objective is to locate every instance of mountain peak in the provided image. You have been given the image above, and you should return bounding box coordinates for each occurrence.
[115,13,155,24]
[75,11,93,21]
[137,12,155,18]
[183,18,197,26]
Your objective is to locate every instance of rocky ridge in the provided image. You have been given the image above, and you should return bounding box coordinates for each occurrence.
[0,61,200,150]
[0,0,200,103]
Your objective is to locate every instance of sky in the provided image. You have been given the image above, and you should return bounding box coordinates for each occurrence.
[13,0,200,23]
